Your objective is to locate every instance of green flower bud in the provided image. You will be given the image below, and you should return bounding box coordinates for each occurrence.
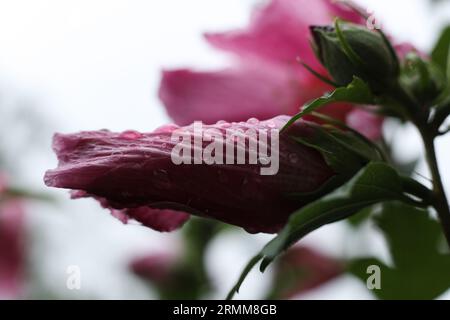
[402,53,446,105]
[310,22,400,88]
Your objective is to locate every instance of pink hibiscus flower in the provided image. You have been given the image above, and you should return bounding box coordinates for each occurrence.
[159,0,383,140]
[0,176,25,300]
[130,253,177,285]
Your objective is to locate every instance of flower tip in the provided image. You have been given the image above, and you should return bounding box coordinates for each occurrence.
[50,132,82,162]
[203,31,225,47]
[43,170,60,189]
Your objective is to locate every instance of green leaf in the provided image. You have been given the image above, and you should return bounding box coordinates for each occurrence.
[225,254,262,300]
[325,128,383,163]
[347,205,376,228]
[260,162,404,270]
[282,77,375,131]
[432,25,450,81]
[285,122,385,202]
[349,202,450,299]
[292,126,380,176]
[286,125,385,205]
[334,18,365,67]
[226,162,407,299]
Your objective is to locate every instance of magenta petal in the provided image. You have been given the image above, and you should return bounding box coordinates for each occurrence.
[126,207,190,232]
[323,0,364,24]
[204,0,361,67]
[44,116,335,234]
[70,190,189,231]
[346,108,383,140]
[130,253,177,284]
[159,63,304,126]
[158,0,382,135]
[394,42,427,60]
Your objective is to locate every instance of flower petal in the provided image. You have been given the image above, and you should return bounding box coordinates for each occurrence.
[126,207,190,232]
[70,191,189,232]
[204,0,362,67]
[130,253,177,284]
[159,62,304,126]
[346,108,383,140]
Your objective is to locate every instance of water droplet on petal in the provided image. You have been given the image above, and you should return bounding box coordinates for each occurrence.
[120,130,142,140]
[154,124,179,134]
[259,156,270,165]
[247,118,259,125]
[267,121,276,128]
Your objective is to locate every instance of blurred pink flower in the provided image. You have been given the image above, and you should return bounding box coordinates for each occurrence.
[130,253,177,285]
[44,116,336,233]
[0,179,25,300]
[158,0,383,140]
[273,246,343,298]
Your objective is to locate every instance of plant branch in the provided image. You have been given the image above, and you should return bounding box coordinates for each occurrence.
[419,128,450,247]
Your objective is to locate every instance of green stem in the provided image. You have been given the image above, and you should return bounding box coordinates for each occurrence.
[419,128,450,247]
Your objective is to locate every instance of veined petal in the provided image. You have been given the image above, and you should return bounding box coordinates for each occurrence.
[159,62,304,126]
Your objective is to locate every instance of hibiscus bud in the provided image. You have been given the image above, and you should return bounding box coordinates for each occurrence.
[402,53,446,106]
[310,22,399,88]
[44,116,370,234]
